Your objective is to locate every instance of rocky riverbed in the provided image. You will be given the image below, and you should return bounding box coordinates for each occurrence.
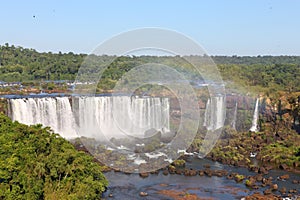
[102,157,299,199]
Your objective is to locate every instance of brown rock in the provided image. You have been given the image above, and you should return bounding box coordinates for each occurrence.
[199,170,204,176]
[204,169,212,177]
[163,169,169,176]
[288,189,297,193]
[279,164,289,170]
[175,169,183,175]
[139,191,148,197]
[184,169,197,176]
[263,188,272,195]
[139,172,149,178]
[255,174,263,182]
[271,184,278,191]
[279,187,286,194]
[279,174,290,180]
[203,164,211,168]
[292,180,299,184]
[227,174,234,180]
[258,167,268,175]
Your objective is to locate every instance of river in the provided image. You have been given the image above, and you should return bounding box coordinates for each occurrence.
[103,158,300,199]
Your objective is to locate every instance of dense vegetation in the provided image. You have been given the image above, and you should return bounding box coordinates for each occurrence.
[0,113,108,200]
[0,44,299,94]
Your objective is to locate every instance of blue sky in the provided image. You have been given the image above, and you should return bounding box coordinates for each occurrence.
[1,0,300,55]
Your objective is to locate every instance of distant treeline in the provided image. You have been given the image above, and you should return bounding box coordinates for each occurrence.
[0,43,299,93]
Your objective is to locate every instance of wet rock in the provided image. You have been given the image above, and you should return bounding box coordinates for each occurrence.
[150,170,159,174]
[279,174,290,180]
[184,168,197,176]
[204,169,212,177]
[139,191,148,197]
[250,165,259,173]
[199,170,204,176]
[279,187,286,194]
[227,174,234,180]
[252,185,259,190]
[175,169,183,175]
[258,166,268,175]
[254,174,263,182]
[288,189,297,193]
[163,169,169,176]
[203,164,210,168]
[264,165,273,171]
[139,172,149,178]
[263,188,272,195]
[262,177,272,186]
[279,164,289,170]
[271,184,278,191]
[213,170,224,177]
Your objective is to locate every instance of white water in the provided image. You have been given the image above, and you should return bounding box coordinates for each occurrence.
[9,96,170,140]
[203,96,226,131]
[250,98,259,132]
[231,101,238,130]
[74,96,170,140]
[9,97,76,138]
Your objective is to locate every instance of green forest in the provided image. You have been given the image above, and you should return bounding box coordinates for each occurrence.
[0,44,299,94]
[0,114,108,200]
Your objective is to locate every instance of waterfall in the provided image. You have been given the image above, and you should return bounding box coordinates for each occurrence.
[8,96,170,140]
[9,97,77,138]
[75,96,169,139]
[250,98,259,132]
[231,101,238,130]
[203,99,210,127]
[203,96,226,131]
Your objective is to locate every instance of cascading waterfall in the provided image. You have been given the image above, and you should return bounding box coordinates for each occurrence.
[9,97,77,138]
[231,101,238,130]
[203,99,210,127]
[250,98,259,132]
[8,96,170,140]
[73,96,170,140]
[203,96,226,131]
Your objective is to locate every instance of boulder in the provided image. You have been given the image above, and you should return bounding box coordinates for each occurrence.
[263,189,272,195]
[279,187,286,194]
[139,192,148,197]
[199,170,204,176]
[271,184,278,191]
[258,167,268,175]
[279,164,289,170]
[279,174,290,180]
[184,169,197,176]
[163,169,169,176]
[139,172,149,178]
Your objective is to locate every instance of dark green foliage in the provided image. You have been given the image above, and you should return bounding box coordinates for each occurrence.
[1,44,300,93]
[0,113,108,200]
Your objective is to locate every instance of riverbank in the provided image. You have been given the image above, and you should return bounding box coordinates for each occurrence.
[101,157,299,199]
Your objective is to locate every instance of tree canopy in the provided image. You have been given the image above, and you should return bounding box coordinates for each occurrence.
[0,43,299,93]
[0,113,108,200]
